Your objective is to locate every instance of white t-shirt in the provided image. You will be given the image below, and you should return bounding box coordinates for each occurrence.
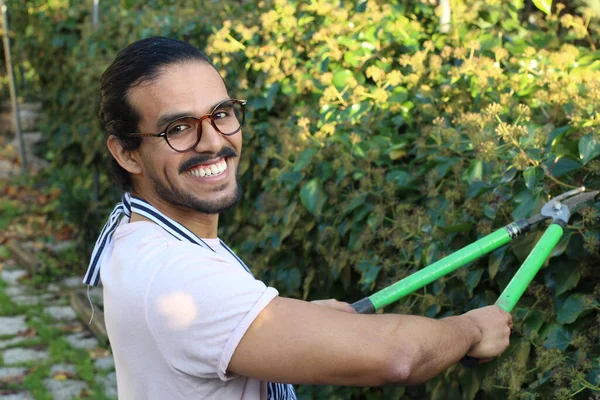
[100,219,279,399]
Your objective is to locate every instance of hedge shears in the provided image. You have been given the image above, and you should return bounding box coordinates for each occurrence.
[350,187,598,363]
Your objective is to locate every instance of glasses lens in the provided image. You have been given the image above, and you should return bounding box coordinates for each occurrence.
[165,117,200,151]
[212,100,244,135]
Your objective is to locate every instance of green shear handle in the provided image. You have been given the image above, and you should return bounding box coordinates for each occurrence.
[496,222,564,312]
[461,221,565,367]
[350,187,598,365]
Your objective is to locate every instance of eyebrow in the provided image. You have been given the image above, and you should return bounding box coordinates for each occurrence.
[155,98,232,130]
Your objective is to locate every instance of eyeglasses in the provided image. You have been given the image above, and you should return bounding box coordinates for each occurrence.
[129,99,247,152]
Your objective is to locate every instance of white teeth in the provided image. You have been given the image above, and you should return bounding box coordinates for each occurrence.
[188,158,228,178]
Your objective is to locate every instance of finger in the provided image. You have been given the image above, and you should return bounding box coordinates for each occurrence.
[311,299,357,313]
[337,301,357,313]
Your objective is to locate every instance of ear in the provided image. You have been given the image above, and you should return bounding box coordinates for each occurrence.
[106,135,143,175]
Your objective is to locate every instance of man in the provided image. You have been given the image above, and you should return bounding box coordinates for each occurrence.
[83,37,512,400]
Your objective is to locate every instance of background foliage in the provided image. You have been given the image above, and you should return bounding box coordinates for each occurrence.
[2,0,600,398]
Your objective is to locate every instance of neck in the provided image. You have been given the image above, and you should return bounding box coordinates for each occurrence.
[129,191,219,239]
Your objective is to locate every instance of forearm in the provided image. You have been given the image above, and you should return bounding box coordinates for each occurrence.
[390,314,481,385]
[230,297,483,386]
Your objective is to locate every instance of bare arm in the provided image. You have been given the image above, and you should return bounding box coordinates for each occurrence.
[229,297,511,386]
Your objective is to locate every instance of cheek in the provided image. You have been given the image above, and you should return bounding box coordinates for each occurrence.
[233,132,243,153]
[140,144,179,177]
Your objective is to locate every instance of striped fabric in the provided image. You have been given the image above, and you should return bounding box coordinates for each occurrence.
[83,193,296,399]
[268,382,297,400]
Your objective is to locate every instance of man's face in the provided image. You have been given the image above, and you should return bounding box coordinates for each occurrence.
[127,61,243,214]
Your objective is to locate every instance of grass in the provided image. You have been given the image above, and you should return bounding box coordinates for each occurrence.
[0,272,115,399]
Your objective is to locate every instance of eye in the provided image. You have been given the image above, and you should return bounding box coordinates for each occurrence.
[167,122,193,136]
[213,109,232,120]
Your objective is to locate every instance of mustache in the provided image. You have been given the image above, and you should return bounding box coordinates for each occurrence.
[179,147,239,174]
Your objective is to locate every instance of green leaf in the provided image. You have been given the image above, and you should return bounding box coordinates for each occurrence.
[532,0,552,15]
[550,233,571,258]
[579,134,600,164]
[385,170,411,187]
[545,157,582,177]
[302,268,316,300]
[466,269,484,296]
[522,310,545,335]
[543,323,572,350]
[278,267,302,293]
[343,193,368,215]
[466,181,492,199]
[465,159,483,183]
[357,258,381,291]
[555,265,581,295]
[387,143,408,160]
[488,247,507,279]
[557,293,593,324]
[293,149,317,172]
[332,69,354,89]
[299,179,328,216]
[439,223,473,233]
[0,245,11,260]
[523,166,544,190]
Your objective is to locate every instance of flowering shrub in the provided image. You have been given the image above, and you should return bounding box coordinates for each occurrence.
[6,0,600,398]
[207,1,600,398]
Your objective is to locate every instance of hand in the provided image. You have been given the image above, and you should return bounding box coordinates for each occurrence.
[311,299,357,313]
[461,305,512,360]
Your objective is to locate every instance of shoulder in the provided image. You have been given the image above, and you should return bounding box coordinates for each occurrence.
[114,220,176,243]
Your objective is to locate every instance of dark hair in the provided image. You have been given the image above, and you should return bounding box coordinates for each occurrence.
[100,36,214,191]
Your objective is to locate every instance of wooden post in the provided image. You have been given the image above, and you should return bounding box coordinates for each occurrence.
[1,0,27,174]
[92,0,99,28]
[439,0,451,34]
[92,0,100,203]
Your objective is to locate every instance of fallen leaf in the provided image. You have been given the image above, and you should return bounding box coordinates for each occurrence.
[53,370,74,379]
[1,374,24,384]
[79,388,93,397]
[57,324,84,333]
[88,348,111,359]
[17,328,36,337]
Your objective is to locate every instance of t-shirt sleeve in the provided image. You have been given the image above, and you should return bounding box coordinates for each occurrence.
[145,241,278,381]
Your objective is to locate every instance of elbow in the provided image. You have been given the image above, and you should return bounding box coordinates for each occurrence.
[381,344,419,386]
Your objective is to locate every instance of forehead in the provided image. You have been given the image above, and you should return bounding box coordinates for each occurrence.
[128,61,228,125]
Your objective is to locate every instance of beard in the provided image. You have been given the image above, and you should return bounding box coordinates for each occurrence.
[149,170,243,215]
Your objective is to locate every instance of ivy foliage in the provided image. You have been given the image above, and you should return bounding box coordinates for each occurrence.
[5,0,600,398]
[209,2,600,398]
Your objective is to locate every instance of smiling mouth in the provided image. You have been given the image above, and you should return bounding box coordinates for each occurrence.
[186,158,228,178]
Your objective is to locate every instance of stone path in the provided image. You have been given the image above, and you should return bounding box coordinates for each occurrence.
[0,257,117,399]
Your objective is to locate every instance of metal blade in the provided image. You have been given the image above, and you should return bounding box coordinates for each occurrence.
[561,190,599,211]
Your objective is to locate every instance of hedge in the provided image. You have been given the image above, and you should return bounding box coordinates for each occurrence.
[5,0,600,398]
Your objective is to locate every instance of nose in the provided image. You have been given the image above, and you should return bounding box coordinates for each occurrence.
[193,118,222,154]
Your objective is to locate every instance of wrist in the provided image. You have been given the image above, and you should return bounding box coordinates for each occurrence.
[443,315,482,352]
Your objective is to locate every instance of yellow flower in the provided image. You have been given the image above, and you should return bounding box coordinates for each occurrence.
[366,65,386,83]
[373,88,389,104]
[297,117,310,129]
[523,46,536,58]
[320,123,336,136]
[484,103,503,116]
[349,133,362,144]
[493,46,509,61]
[344,76,358,88]
[387,70,403,86]
[320,72,333,85]
[323,86,339,101]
